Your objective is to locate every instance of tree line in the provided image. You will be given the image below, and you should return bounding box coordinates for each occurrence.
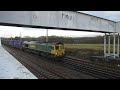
[2,35,120,44]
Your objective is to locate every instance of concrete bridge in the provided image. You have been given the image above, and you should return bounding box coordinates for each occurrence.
[0,11,120,59]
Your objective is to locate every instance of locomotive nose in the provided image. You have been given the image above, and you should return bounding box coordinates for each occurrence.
[56,50,64,56]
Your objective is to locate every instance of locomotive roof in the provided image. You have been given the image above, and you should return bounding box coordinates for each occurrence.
[23,41,64,45]
[42,42,64,45]
[23,41,38,44]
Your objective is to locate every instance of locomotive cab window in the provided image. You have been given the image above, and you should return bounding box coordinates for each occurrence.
[59,45,64,49]
[55,45,59,50]
[55,44,64,50]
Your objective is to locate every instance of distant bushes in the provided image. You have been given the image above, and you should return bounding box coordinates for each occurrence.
[37,36,104,44]
[2,35,119,44]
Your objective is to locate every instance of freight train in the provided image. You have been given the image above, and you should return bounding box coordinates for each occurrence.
[1,37,65,60]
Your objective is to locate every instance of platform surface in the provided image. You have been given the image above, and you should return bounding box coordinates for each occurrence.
[0,39,37,79]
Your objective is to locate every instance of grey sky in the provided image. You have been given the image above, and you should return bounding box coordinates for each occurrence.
[80,11,120,21]
[1,11,120,38]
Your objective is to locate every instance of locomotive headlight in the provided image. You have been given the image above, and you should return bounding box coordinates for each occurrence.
[55,53,58,55]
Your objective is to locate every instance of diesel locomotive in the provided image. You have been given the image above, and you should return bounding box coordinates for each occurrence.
[22,41,65,59]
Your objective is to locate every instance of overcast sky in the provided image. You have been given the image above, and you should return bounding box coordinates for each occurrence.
[80,11,120,21]
[1,11,120,38]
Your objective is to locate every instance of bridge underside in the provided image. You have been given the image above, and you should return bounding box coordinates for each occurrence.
[0,22,111,33]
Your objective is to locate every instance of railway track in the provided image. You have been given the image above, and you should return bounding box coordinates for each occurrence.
[2,45,94,79]
[3,46,63,79]
[3,44,120,79]
[61,56,120,79]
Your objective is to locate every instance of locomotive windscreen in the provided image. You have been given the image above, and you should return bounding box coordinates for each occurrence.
[55,44,64,50]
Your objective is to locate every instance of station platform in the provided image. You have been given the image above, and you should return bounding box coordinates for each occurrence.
[0,39,37,79]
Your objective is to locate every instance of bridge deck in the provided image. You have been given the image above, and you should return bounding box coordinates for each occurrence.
[0,11,119,33]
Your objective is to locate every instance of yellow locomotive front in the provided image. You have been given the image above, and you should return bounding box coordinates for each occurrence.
[51,42,65,58]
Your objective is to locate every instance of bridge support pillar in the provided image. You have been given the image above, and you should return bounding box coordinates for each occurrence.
[117,33,119,57]
[104,33,107,57]
[108,33,111,54]
[46,29,48,42]
[113,33,116,59]
[104,33,120,59]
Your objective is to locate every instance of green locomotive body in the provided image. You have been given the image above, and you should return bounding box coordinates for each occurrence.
[22,41,65,59]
